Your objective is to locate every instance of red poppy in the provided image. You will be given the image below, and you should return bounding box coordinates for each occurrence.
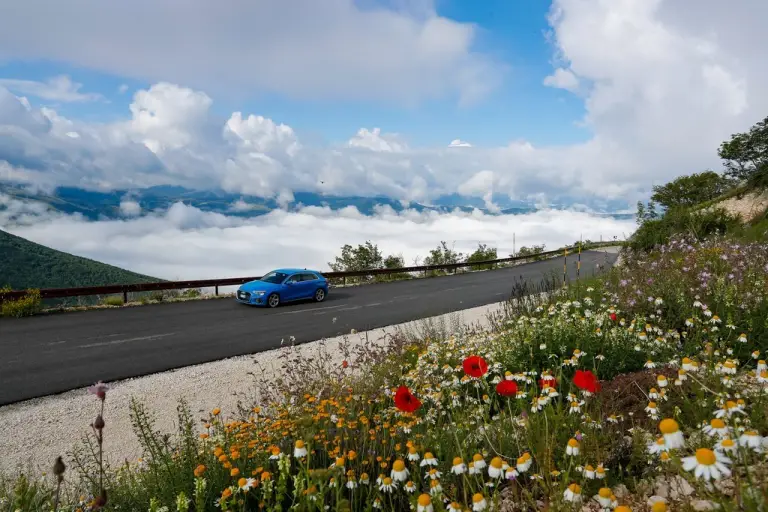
[609,313,617,322]
[394,386,422,413]
[538,376,557,389]
[462,356,489,378]
[496,380,518,397]
[342,360,349,369]
[573,370,601,393]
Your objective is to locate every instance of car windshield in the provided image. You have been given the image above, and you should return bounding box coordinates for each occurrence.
[260,271,288,284]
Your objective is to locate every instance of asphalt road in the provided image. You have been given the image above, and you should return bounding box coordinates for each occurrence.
[0,250,617,405]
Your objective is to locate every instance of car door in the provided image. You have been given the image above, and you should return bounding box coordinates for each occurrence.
[282,273,302,300]
[297,272,318,299]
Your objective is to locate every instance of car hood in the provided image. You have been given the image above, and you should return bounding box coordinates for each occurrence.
[239,280,280,293]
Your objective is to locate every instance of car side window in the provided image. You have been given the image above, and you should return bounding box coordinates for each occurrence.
[286,274,301,283]
[301,273,317,281]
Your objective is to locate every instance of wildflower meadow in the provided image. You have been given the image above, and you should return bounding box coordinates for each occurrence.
[2,235,768,512]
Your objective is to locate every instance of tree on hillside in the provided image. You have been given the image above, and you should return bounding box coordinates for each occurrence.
[636,200,660,225]
[650,171,731,209]
[516,244,546,261]
[383,254,405,269]
[424,241,463,267]
[466,243,498,270]
[718,115,768,187]
[329,241,383,273]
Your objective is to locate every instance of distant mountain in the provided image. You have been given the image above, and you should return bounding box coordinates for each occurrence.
[0,181,634,222]
[0,228,161,291]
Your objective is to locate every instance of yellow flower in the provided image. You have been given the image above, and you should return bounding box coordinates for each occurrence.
[230,468,240,477]
[212,408,221,416]
[193,464,206,477]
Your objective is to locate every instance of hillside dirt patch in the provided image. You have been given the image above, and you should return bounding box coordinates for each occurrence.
[709,187,768,223]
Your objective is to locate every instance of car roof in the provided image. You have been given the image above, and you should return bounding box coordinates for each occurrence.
[271,268,324,275]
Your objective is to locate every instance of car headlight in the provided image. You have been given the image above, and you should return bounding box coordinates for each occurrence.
[253,291,266,296]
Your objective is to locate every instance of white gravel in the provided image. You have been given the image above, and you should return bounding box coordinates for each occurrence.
[0,300,506,478]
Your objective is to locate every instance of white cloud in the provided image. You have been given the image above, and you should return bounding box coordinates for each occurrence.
[119,199,141,217]
[128,82,213,154]
[347,128,408,153]
[0,75,102,102]
[0,0,501,105]
[543,68,579,92]
[1,0,766,210]
[118,84,129,94]
[0,194,635,281]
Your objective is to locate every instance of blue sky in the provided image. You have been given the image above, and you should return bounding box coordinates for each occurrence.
[0,0,588,148]
[0,0,762,208]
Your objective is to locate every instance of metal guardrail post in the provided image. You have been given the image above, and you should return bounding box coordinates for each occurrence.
[563,248,568,288]
[577,242,581,282]
[215,285,219,296]
[123,288,128,303]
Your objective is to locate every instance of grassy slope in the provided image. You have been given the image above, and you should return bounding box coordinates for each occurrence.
[0,229,161,290]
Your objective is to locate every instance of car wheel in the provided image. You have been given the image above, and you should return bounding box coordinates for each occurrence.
[314,288,326,302]
[267,293,280,308]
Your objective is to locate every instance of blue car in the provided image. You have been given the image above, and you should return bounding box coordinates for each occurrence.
[235,268,329,308]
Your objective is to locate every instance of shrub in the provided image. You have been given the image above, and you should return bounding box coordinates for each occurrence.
[0,289,42,318]
[102,295,124,307]
[629,206,740,252]
[181,288,202,299]
[466,243,498,270]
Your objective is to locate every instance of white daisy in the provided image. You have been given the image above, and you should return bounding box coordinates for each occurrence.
[681,448,731,481]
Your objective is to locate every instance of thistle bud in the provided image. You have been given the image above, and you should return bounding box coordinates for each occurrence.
[93,414,105,430]
[94,489,108,508]
[53,456,66,482]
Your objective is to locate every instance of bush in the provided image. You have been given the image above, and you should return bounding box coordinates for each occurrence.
[0,288,42,318]
[466,243,498,270]
[629,206,740,252]
[102,296,124,307]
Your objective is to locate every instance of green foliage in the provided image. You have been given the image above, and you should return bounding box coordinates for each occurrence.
[328,241,383,273]
[423,241,463,277]
[0,229,161,292]
[0,472,57,512]
[516,243,546,260]
[383,254,405,269]
[465,243,498,270]
[629,206,740,252]
[102,296,125,307]
[635,199,660,225]
[0,288,42,318]
[330,241,410,284]
[650,171,732,209]
[718,114,768,183]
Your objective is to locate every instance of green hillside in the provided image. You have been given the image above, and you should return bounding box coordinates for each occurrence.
[0,229,161,290]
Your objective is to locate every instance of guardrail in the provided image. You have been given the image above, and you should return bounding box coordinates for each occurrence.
[0,241,623,303]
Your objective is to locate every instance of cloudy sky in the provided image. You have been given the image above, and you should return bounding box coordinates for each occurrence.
[0,0,764,279]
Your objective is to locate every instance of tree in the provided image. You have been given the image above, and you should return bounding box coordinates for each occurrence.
[516,244,546,261]
[383,254,405,269]
[650,171,731,209]
[718,115,768,184]
[635,200,660,225]
[424,241,463,275]
[466,243,498,270]
[329,241,383,273]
